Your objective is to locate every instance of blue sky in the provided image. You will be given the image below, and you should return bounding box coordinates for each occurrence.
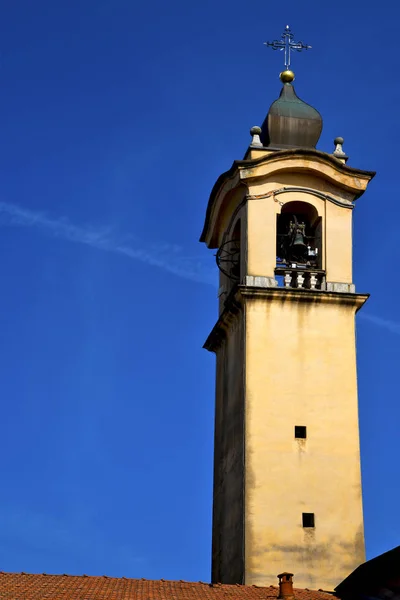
[0,0,398,584]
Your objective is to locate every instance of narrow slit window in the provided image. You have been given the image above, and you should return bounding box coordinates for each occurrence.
[302,513,315,528]
[295,426,307,439]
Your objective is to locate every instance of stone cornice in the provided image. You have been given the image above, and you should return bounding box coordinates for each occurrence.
[200,148,375,247]
[204,285,369,353]
[237,148,375,186]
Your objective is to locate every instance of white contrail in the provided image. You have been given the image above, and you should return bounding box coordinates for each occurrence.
[0,201,216,286]
[3,201,396,334]
[358,313,400,336]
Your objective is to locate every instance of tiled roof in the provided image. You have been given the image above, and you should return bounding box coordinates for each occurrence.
[0,572,335,600]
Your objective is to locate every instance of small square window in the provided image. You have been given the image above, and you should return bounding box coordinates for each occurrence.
[295,426,307,439]
[302,513,315,528]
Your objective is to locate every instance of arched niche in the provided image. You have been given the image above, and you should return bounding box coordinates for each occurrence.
[276,200,322,269]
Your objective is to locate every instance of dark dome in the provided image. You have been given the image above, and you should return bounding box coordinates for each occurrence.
[260,81,322,149]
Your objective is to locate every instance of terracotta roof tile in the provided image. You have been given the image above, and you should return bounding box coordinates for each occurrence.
[0,572,335,600]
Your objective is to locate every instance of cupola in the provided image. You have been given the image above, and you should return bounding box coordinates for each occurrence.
[260,69,323,148]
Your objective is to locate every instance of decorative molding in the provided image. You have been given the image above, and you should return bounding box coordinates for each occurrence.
[247,186,354,209]
[239,285,366,306]
[204,286,369,353]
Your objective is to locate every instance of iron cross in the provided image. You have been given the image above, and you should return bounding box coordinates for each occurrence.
[264,25,311,70]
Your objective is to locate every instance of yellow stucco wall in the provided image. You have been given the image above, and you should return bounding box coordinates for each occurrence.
[245,173,353,284]
[244,291,365,590]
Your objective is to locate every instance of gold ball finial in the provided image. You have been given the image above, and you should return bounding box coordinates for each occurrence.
[280,70,295,83]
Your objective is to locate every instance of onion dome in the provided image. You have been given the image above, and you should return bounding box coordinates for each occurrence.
[260,71,322,149]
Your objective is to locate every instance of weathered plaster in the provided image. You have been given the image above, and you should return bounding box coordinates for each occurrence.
[243,288,366,590]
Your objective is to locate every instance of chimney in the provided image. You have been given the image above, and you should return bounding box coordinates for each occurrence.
[277,572,294,600]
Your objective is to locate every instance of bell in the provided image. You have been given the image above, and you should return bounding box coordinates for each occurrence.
[291,231,308,257]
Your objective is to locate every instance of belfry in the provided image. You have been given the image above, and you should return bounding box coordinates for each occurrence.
[200,27,375,591]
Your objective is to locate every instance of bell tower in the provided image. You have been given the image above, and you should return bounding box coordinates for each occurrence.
[200,28,375,592]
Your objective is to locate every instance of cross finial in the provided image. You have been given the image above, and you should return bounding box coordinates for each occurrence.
[264,25,311,71]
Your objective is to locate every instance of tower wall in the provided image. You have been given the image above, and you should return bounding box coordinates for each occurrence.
[243,290,365,590]
[202,146,374,591]
[211,312,245,584]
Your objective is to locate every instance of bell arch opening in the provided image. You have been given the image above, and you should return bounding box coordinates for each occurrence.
[276,201,322,269]
[275,200,324,290]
